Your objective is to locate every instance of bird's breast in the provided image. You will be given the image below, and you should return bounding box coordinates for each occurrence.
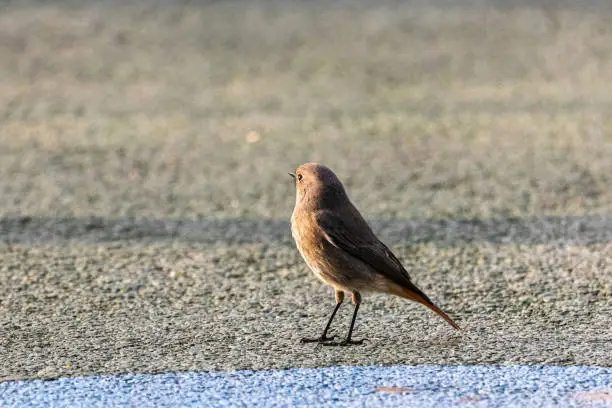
[291,213,323,258]
[291,212,329,275]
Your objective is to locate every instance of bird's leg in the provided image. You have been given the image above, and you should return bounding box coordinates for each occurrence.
[301,290,344,343]
[324,291,364,346]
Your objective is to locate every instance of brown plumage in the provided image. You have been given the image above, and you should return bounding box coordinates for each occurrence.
[290,163,460,346]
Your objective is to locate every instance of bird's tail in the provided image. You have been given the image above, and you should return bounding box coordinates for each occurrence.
[391,284,461,331]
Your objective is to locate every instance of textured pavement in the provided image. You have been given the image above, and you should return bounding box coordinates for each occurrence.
[1,0,612,383]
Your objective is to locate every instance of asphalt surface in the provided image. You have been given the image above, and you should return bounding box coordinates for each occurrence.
[2,365,611,408]
[1,0,612,384]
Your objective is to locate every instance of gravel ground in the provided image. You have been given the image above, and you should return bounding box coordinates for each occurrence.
[1,0,611,381]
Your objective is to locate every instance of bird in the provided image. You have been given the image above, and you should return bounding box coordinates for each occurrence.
[289,163,460,346]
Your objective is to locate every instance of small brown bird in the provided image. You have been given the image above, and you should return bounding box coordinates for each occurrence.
[290,163,460,346]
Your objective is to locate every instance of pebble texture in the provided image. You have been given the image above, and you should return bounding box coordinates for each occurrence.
[1,0,612,382]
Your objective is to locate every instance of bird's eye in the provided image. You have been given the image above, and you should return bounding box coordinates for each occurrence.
[297,174,303,182]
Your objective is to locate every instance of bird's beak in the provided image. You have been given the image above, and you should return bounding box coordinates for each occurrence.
[288,173,296,179]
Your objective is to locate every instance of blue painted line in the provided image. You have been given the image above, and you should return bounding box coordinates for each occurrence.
[1,365,611,408]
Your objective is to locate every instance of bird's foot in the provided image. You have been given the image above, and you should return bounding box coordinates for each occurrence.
[322,338,364,347]
[300,334,336,344]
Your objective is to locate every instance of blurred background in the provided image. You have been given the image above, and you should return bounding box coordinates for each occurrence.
[1,0,611,221]
[1,0,611,381]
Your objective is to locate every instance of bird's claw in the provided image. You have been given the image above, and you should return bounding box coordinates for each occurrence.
[300,334,336,344]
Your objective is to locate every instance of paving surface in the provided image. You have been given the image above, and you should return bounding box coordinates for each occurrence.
[1,0,612,383]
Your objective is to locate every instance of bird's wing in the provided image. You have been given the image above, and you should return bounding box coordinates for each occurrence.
[315,209,414,287]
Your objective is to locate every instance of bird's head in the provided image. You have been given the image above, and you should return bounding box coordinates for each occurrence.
[290,163,348,209]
